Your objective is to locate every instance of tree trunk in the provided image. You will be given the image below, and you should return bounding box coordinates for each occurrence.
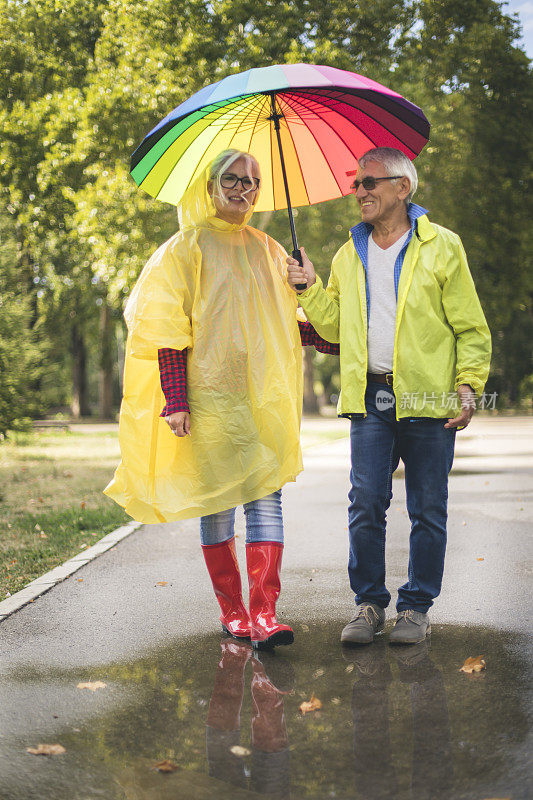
[71,322,90,418]
[302,347,319,414]
[99,303,115,419]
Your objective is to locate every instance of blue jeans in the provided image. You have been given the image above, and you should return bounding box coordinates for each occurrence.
[200,490,284,546]
[348,382,456,613]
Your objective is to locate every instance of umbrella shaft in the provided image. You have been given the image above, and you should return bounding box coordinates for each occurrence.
[270,93,299,253]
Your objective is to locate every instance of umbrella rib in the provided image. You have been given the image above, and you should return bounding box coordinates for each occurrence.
[294,89,418,154]
[302,86,429,139]
[274,96,310,208]
[279,93,344,196]
[161,94,263,200]
[136,95,262,181]
[220,94,265,155]
[132,97,239,170]
[187,95,264,190]
[284,91,378,175]
[290,91,379,152]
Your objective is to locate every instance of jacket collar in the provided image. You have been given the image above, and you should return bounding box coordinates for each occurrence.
[350,202,430,244]
[414,211,437,242]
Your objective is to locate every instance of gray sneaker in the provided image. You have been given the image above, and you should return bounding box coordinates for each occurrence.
[340,603,386,645]
[389,610,431,644]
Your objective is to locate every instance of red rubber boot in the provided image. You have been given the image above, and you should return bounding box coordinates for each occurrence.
[246,542,294,650]
[202,538,251,639]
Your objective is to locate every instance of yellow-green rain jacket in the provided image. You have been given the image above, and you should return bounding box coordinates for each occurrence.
[105,169,303,524]
[298,207,491,418]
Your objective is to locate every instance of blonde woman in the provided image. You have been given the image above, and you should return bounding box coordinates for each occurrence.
[106,149,338,649]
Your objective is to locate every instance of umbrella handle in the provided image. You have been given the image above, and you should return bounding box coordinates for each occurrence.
[292,249,307,291]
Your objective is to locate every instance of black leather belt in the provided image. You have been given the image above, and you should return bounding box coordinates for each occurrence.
[367,372,394,386]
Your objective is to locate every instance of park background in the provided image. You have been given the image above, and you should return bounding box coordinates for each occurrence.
[0,0,531,599]
[1,0,532,431]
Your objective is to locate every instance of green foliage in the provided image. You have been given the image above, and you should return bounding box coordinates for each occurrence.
[0,0,531,422]
[0,214,41,435]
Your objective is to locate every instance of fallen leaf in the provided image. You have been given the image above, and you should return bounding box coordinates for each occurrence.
[77,681,107,691]
[331,697,341,705]
[477,557,484,561]
[345,664,354,674]
[299,693,322,715]
[300,624,310,633]
[312,668,324,679]
[27,743,66,756]
[460,656,486,674]
[230,746,251,757]
[155,581,168,587]
[77,578,84,582]
[153,759,179,773]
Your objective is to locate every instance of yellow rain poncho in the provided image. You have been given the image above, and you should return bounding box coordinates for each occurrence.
[105,164,303,523]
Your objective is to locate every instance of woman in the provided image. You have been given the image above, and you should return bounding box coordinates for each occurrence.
[105,149,338,649]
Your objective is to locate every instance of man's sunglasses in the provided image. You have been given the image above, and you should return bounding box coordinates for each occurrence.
[350,176,403,192]
[220,173,260,191]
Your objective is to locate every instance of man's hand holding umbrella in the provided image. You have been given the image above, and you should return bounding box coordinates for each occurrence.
[287,247,316,294]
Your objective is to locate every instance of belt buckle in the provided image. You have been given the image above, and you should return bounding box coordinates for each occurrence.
[385,373,394,386]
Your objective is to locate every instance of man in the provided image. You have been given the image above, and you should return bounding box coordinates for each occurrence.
[287,147,491,645]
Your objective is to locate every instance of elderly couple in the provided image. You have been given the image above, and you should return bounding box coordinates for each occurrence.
[106,146,491,651]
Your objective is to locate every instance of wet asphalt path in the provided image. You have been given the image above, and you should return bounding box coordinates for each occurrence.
[0,416,531,799]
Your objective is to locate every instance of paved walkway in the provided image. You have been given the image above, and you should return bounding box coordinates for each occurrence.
[0,415,531,800]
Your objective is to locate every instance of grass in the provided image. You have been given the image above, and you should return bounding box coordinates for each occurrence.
[0,429,129,600]
[0,420,349,602]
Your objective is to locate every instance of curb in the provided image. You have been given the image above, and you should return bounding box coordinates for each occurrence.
[0,521,142,622]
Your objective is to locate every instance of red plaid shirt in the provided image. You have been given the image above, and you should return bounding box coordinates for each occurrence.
[158,320,339,416]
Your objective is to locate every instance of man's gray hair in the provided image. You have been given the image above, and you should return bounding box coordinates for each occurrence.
[358,147,418,203]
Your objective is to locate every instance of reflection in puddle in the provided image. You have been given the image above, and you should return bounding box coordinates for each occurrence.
[0,624,530,799]
[206,641,291,798]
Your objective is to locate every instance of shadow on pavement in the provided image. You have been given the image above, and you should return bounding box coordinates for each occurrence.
[0,623,530,799]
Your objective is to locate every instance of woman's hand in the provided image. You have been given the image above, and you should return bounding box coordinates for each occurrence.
[165,411,191,437]
[286,246,316,293]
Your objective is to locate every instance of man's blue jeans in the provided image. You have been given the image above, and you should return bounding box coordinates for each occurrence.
[348,382,456,613]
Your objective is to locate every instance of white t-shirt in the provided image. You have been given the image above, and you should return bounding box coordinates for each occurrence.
[367,230,409,373]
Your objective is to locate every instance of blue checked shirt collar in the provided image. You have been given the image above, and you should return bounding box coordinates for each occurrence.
[349,203,428,321]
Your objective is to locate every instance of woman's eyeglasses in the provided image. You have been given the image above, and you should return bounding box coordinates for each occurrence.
[350,176,403,192]
[220,173,260,191]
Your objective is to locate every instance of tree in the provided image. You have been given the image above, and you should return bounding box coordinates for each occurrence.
[0,214,41,434]
[0,0,530,425]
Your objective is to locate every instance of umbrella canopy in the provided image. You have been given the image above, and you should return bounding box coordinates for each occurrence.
[130,63,429,213]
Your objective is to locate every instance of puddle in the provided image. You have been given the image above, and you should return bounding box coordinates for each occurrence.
[0,624,530,799]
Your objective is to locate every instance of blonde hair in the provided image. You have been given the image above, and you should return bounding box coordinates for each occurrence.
[208,149,260,212]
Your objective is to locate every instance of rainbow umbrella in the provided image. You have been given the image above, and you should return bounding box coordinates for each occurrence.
[130,63,429,271]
